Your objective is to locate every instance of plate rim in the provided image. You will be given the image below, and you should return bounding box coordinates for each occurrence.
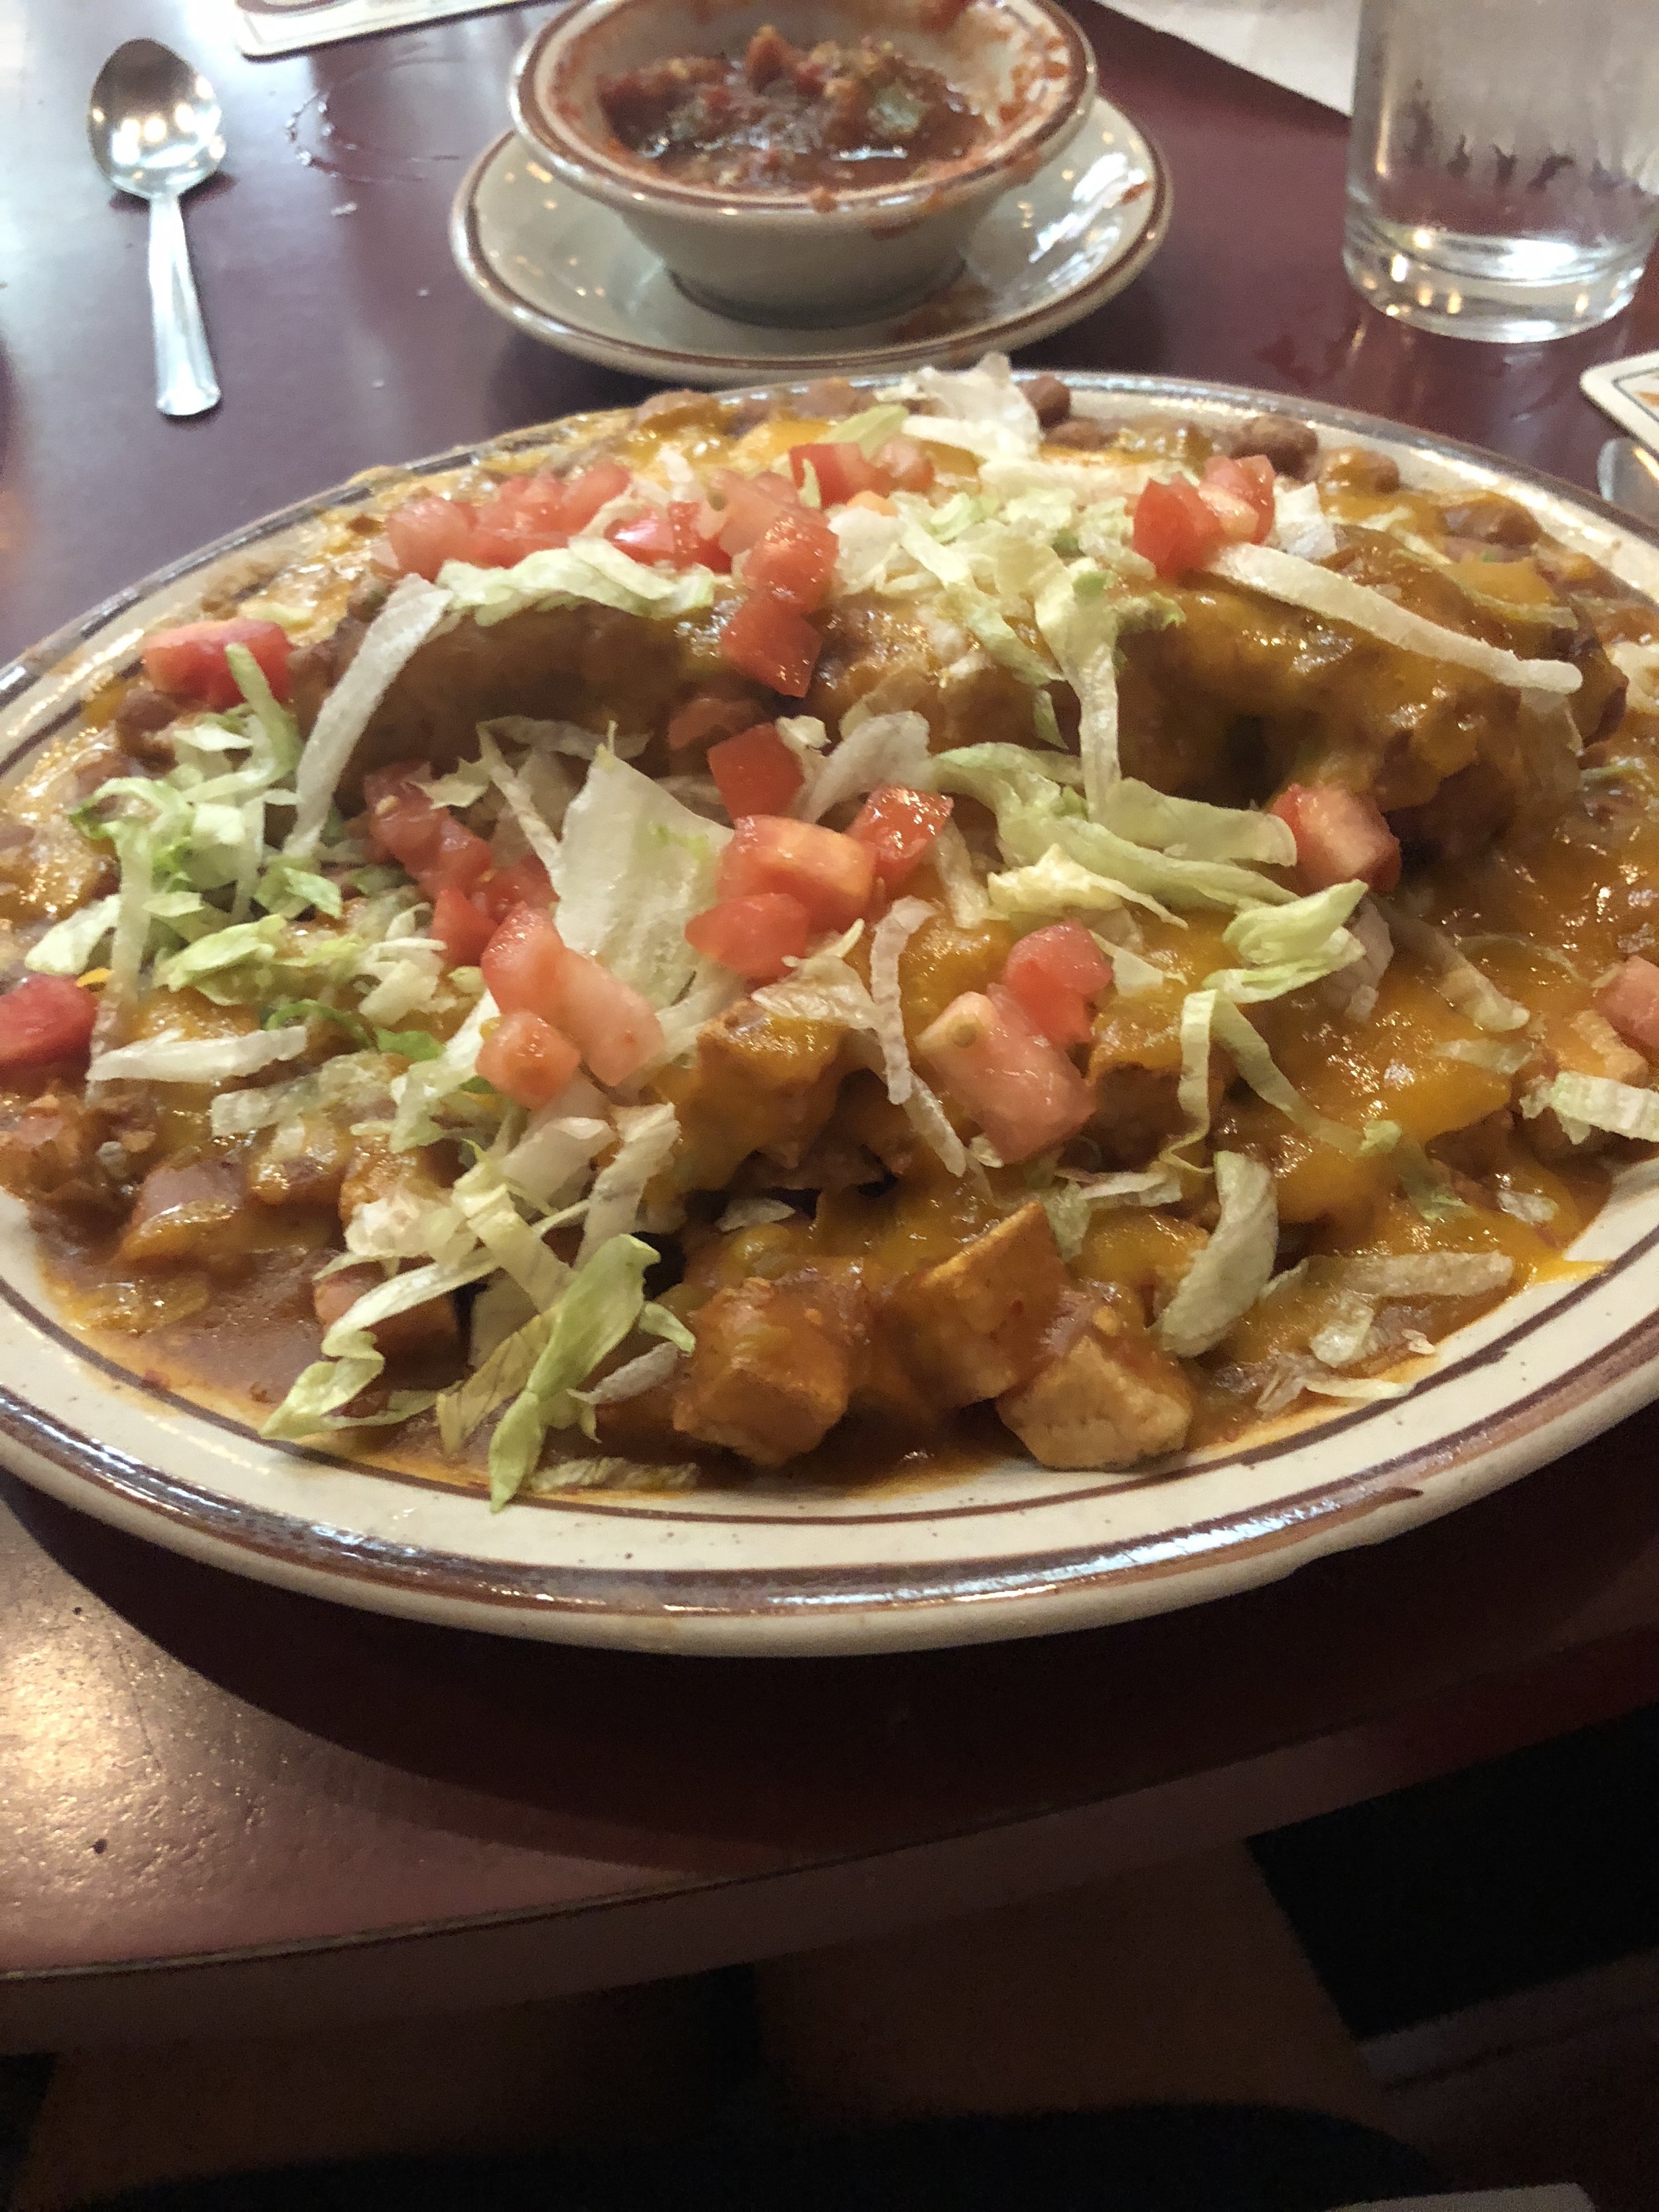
[5,372,1659,1655]
[445,106,1174,384]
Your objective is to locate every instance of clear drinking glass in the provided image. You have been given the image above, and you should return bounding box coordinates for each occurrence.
[1344,0,1659,342]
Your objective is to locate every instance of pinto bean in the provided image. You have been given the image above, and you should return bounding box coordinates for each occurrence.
[1022,372,1073,429]
[1230,412,1319,480]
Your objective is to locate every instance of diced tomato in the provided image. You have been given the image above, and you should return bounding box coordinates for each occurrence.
[475,853,553,924]
[675,500,734,573]
[0,975,97,1072]
[383,494,478,581]
[876,437,934,493]
[1269,782,1401,893]
[1199,453,1275,545]
[847,785,954,892]
[141,619,293,711]
[465,514,564,567]
[480,905,660,1082]
[481,903,568,1017]
[915,988,1094,1164]
[743,508,839,613]
[684,893,812,982]
[707,724,804,819]
[787,441,884,505]
[477,1009,582,1110]
[362,765,494,899]
[430,885,494,970]
[1597,956,1659,1058]
[719,589,823,696]
[1001,922,1112,1050]
[709,469,800,558]
[609,501,729,571]
[719,814,875,930]
[548,461,631,532]
[607,509,678,566]
[1131,476,1225,579]
[667,692,767,753]
[545,949,664,1084]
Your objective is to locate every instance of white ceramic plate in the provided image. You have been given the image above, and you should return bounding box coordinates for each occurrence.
[449,96,1171,384]
[5,377,1659,1657]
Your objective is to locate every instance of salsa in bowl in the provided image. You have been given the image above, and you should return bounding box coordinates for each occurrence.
[509,0,1096,324]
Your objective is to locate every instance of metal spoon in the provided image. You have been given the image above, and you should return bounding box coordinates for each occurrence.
[88,40,225,419]
[1598,437,1659,528]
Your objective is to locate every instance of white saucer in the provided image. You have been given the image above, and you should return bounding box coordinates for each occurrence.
[449,96,1171,385]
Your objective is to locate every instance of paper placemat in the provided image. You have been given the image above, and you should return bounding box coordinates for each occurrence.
[233,0,530,60]
[1583,348,1659,456]
[1092,0,1361,116]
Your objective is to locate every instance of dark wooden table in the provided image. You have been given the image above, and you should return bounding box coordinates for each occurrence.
[5,0,1659,2055]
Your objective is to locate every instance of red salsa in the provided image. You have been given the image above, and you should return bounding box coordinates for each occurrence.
[597,25,988,193]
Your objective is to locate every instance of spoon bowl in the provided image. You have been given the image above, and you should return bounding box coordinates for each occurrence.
[87,39,225,417]
[88,39,226,198]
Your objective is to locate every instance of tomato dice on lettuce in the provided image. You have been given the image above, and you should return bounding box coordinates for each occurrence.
[480,904,662,1085]
[743,508,839,613]
[718,590,823,696]
[431,885,495,970]
[1000,922,1112,1050]
[707,724,804,820]
[383,495,478,582]
[0,976,98,1073]
[1130,477,1224,579]
[477,1009,581,1110]
[141,619,293,711]
[718,815,875,930]
[916,988,1094,1164]
[1268,782,1400,893]
[684,893,812,982]
[362,763,494,900]
[1198,454,1275,545]
[847,786,953,892]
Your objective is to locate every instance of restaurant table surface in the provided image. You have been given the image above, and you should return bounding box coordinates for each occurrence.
[5,0,1659,2053]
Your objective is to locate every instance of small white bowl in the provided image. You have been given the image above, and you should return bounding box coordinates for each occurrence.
[508,0,1098,327]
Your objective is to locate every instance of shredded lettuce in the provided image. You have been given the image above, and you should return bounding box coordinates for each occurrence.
[796,711,935,824]
[1101,783,1297,869]
[987,844,1175,925]
[578,1102,680,1260]
[868,897,934,1104]
[551,749,729,1009]
[1528,1071,1659,1143]
[86,1023,310,1090]
[827,402,908,457]
[263,1249,496,1443]
[1031,561,1121,816]
[25,897,119,977]
[439,542,715,630]
[935,745,1296,915]
[1323,1252,1514,1297]
[486,1233,658,1509]
[570,1341,683,1439]
[1205,881,1368,1003]
[1379,904,1530,1033]
[287,574,450,857]
[885,355,1042,465]
[1155,1152,1278,1357]
[1210,542,1583,696]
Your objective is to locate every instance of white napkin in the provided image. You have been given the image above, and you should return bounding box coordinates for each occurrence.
[1090,0,1362,115]
[232,0,529,62]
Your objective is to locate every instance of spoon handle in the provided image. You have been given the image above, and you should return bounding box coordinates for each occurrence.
[147,190,220,418]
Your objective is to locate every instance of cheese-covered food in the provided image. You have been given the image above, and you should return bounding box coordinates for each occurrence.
[3,358,1657,1506]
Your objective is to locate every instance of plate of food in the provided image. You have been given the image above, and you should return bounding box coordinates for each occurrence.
[3,362,1659,1655]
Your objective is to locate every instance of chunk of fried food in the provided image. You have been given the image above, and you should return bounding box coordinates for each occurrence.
[673,1273,861,1466]
[886,1199,1069,1408]
[997,1293,1194,1469]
